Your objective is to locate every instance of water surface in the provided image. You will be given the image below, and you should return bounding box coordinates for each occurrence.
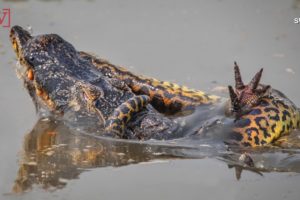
[0,0,300,199]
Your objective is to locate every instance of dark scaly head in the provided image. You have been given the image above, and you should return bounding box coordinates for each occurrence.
[228,62,270,117]
[10,25,83,113]
[10,25,137,123]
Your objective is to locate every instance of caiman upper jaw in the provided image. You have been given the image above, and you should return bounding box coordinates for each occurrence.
[229,62,271,115]
[10,25,32,58]
[10,26,35,83]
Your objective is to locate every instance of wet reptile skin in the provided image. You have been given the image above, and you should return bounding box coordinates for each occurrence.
[79,51,220,115]
[231,95,300,146]
[10,25,178,140]
[78,52,300,146]
[10,25,300,147]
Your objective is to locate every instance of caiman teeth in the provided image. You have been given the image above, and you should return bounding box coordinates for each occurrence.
[27,68,34,80]
[36,87,43,96]
[13,42,18,55]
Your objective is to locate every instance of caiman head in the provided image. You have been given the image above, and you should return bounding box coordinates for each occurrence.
[10,25,79,114]
[9,25,133,120]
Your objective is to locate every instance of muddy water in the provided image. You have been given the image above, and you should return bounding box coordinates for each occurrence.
[1,0,300,199]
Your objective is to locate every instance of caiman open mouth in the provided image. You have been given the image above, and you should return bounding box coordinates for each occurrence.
[10,26,57,112]
[10,26,34,82]
[10,26,32,59]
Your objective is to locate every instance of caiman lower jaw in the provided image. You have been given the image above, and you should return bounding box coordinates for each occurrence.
[15,60,58,114]
[35,86,57,111]
[13,53,58,114]
[22,78,58,114]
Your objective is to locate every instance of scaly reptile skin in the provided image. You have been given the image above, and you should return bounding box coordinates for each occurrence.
[79,52,300,147]
[79,52,220,115]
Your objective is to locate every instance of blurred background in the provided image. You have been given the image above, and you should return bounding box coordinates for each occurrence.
[0,0,300,199]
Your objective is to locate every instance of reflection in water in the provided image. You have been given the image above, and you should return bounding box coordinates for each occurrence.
[221,139,300,180]
[12,118,186,193]
[12,118,300,193]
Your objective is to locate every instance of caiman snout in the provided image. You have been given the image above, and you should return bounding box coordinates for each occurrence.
[10,25,32,58]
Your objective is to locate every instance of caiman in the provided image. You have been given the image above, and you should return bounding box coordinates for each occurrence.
[10,25,300,147]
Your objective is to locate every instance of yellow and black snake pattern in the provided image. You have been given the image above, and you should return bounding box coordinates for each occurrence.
[105,95,150,138]
[232,96,300,146]
[80,52,219,115]
[80,52,300,147]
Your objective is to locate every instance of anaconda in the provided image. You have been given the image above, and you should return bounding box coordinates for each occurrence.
[10,25,300,147]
